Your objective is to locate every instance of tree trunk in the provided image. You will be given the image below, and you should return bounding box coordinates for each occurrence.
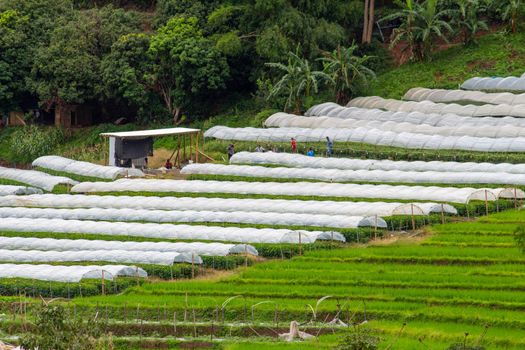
[172,106,181,125]
[362,0,370,43]
[366,0,375,43]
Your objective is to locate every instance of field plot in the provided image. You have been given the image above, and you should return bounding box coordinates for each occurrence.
[52,210,523,349]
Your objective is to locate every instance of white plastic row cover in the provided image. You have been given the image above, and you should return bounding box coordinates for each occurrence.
[403,87,525,106]
[0,236,257,257]
[32,155,144,180]
[231,151,525,175]
[182,163,525,186]
[348,96,525,118]
[461,75,525,92]
[0,264,147,283]
[265,112,525,138]
[71,179,518,204]
[0,194,457,217]
[0,207,386,229]
[0,249,202,266]
[0,166,77,191]
[0,217,345,244]
[203,126,525,152]
[0,185,43,196]
[306,102,525,127]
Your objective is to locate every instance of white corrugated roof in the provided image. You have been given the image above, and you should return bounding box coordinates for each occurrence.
[100,127,200,139]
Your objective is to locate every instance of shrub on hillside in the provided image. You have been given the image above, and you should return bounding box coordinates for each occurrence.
[9,125,64,163]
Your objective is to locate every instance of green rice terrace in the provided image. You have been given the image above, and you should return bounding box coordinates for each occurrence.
[3,0,525,349]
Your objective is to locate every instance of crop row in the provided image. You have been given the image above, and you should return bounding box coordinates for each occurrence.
[206,139,525,164]
[66,295,525,330]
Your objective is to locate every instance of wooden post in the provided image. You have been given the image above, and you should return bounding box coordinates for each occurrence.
[374,215,378,239]
[244,244,248,267]
[183,134,187,163]
[191,252,195,279]
[173,311,177,335]
[192,308,197,338]
[101,271,105,296]
[177,136,181,168]
[410,204,415,231]
[195,132,200,164]
[514,188,518,209]
[298,231,302,256]
[484,189,489,216]
[440,204,445,224]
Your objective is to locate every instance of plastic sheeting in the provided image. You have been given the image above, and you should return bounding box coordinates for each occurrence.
[33,155,144,180]
[0,185,43,196]
[71,179,518,204]
[0,237,258,257]
[0,217,346,244]
[461,75,525,92]
[0,249,202,266]
[264,112,525,138]
[347,96,525,118]
[0,264,147,282]
[231,151,525,175]
[403,87,525,106]
[203,126,525,152]
[182,163,525,186]
[0,207,386,229]
[0,194,457,217]
[0,166,77,191]
[306,102,525,127]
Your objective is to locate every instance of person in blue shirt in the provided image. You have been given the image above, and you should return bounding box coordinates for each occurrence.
[306,147,314,156]
[326,137,333,157]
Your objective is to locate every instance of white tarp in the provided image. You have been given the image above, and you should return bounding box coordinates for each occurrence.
[0,167,77,191]
[182,163,525,186]
[403,87,525,106]
[347,96,525,118]
[33,155,144,180]
[0,194,457,216]
[264,112,525,138]
[71,179,517,204]
[461,75,525,92]
[203,126,525,152]
[0,217,346,244]
[0,237,258,257]
[306,102,525,127]
[0,249,202,265]
[0,185,43,196]
[230,151,525,175]
[0,207,386,229]
[0,264,147,282]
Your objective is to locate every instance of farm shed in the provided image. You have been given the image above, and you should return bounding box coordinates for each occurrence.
[100,127,205,169]
[54,104,93,128]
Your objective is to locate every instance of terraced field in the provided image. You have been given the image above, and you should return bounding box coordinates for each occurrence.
[56,211,524,349]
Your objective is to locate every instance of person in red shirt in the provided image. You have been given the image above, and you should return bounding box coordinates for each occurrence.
[291,138,297,153]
